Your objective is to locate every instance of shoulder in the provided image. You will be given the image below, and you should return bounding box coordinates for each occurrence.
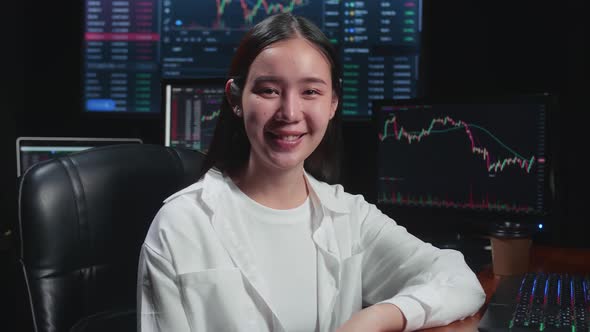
[144,169,228,255]
[305,172,374,215]
[163,168,227,204]
[306,173,399,252]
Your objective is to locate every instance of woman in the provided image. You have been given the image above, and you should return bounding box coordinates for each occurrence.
[138,13,485,332]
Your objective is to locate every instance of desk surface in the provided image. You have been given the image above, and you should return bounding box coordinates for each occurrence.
[420,245,590,332]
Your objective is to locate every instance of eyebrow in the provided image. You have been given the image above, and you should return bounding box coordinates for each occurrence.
[252,76,328,86]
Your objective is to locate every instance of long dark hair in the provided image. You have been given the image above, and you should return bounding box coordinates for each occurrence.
[199,13,343,184]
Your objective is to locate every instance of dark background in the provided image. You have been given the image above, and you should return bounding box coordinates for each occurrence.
[342,0,588,247]
[10,0,587,250]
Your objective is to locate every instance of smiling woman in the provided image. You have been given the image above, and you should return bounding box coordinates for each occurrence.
[137,12,486,332]
[204,12,344,186]
[229,36,339,209]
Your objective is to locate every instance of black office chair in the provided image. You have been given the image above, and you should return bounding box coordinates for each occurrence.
[16,144,205,332]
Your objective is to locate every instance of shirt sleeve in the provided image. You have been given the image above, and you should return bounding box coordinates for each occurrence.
[358,201,486,332]
[137,243,191,332]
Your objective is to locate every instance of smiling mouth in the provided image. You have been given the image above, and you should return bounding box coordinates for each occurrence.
[266,132,306,141]
[265,131,307,150]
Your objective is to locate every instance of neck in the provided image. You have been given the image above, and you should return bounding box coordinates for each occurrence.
[232,162,308,210]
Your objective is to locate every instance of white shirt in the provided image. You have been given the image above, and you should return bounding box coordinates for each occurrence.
[138,169,486,332]
[231,181,317,332]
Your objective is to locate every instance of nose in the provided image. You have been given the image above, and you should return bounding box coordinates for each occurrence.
[274,90,302,122]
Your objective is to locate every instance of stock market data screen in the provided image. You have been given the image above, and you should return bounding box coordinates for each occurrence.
[374,95,553,216]
[163,79,225,152]
[84,0,160,112]
[83,0,422,116]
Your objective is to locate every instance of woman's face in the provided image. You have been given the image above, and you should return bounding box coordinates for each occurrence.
[236,37,338,175]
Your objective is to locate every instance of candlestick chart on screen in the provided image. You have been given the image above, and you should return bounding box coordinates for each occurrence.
[167,0,319,32]
[376,102,548,214]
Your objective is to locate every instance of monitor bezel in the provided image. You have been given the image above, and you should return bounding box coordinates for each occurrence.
[16,136,143,177]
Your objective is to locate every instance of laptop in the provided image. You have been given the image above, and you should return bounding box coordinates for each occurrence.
[16,137,143,177]
[162,78,226,153]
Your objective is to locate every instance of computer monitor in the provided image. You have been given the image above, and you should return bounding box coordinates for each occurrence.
[163,78,225,153]
[372,93,558,237]
[16,137,143,177]
[83,0,422,117]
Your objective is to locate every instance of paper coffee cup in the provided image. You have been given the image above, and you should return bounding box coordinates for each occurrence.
[489,221,533,276]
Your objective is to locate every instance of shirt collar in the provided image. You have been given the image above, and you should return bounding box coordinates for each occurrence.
[162,168,224,207]
[303,171,350,214]
[164,168,351,215]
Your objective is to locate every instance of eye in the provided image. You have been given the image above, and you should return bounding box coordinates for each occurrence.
[303,89,320,96]
[256,87,279,96]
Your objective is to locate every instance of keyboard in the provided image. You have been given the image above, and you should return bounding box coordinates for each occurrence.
[478,272,590,332]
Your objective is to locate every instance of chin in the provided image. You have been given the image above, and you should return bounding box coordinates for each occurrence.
[266,154,308,172]
[271,160,306,172]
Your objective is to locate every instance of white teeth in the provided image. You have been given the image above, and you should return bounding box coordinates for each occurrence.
[280,135,299,141]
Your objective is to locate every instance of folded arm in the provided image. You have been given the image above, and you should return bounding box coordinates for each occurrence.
[357,202,485,331]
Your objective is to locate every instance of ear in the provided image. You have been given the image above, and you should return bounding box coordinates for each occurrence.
[329,95,338,120]
[225,78,242,108]
[225,79,236,107]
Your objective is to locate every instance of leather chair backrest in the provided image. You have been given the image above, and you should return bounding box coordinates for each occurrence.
[18,144,205,332]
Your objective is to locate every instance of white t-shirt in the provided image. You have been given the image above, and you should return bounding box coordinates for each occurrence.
[230,181,318,332]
